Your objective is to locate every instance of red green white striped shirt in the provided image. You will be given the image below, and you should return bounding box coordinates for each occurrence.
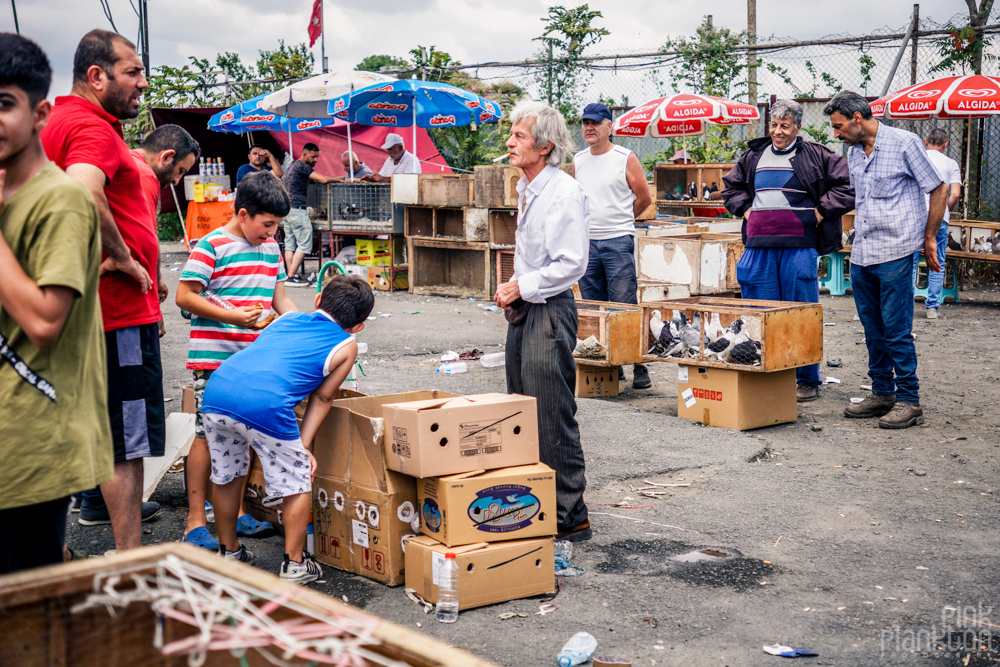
[180,228,287,370]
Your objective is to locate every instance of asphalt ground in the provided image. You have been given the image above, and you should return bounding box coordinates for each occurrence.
[65,245,1000,666]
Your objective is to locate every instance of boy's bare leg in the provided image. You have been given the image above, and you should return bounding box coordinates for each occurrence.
[213,475,246,553]
[184,437,212,533]
[100,459,143,551]
[280,492,311,560]
[239,476,253,517]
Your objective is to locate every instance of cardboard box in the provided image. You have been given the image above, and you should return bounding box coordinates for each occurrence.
[310,391,458,586]
[404,535,555,609]
[366,265,408,291]
[418,463,557,547]
[356,239,391,266]
[383,394,539,478]
[245,453,286,535]
[575,364,621,398]
[181,385,195,414]
[677,366,796,430]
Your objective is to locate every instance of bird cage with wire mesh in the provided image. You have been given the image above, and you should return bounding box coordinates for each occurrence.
[307,182,399,233]
[640,297,823,372]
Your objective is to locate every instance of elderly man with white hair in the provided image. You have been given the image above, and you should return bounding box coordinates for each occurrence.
[494,101,592,542]
[722,98,855,403]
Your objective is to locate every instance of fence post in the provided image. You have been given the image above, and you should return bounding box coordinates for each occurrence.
[747,0,758,138]
[547,43,553,106]
[909,4,919,135]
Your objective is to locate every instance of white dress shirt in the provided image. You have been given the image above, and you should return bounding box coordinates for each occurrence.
[379,150,422,176]
[513,164,590,303]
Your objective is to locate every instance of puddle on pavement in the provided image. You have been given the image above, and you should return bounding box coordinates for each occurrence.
[596,539,774,591]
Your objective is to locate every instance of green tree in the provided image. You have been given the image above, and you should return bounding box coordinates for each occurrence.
[356,54,409,73]
[533,4,610,119]
[658,17,745,98]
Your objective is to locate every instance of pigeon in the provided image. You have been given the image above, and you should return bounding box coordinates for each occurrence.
[647,311,674,356]
[704,312,725,345]
[730,338,762,365]
[973,236,986,253]
[993,234,1000,255]
[705,318,744,361]
[947,233,963,251]
[649,310,665,340]
[665,313,701,358]
[710,181,719,193]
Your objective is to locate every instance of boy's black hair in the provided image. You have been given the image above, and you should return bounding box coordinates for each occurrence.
[302,142,320,152]
[73,29,134,85]
[234,171,290,218]
[319,274,375,330]
[139,124,201,164]
[0,33,52,106]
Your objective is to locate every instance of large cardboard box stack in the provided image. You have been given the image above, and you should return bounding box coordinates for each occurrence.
[380,393,558,609]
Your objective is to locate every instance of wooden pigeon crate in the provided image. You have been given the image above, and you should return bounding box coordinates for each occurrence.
[474,165,523,208]
[637,280,692,302]
[391,173,474,207]
[489,209,518,247]
[637,233,744,295]
[404,206,488,241]
[945,219,1000,262]
[640,296,823,372]
[654,163,733,204]
[0,543,496,667]
[574,300,644,368]
[408,238,492,299]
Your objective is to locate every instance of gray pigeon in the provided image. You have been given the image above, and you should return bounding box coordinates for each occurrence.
[706,318,744,361]
[665,313,701,358]
[730,338,762,365]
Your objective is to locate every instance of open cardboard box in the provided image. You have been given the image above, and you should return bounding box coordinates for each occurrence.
[677,366,796,430]
[418,463,557,547]
[383,393,539,478]
[404,535,555,609]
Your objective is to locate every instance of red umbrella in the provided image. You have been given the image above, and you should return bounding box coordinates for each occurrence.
[871,74,1000,120]
[613,94,758,138]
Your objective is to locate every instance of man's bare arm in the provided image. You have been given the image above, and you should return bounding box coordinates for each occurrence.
[268,153,283,178]
[65,163,151,293]
[309,171,338,185]
[625,153,652,218]
[924,182,948,273]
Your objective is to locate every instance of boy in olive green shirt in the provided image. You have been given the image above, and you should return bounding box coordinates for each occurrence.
[0,33,112,573]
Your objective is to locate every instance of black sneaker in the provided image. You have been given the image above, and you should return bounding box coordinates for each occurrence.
[79,500,161,526]
[280,552,322,584]
[285,276,311,288]
[632,364,652,389]
[219,543,254,564]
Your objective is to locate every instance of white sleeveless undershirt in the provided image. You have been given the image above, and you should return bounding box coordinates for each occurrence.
[573,144,636,240]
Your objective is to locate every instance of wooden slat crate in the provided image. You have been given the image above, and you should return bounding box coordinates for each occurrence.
[392,174,474,207]
[405,206,488,241]
[489,209,518,247]
[474,165,522,208]
[408,238,492,299]
[640,297,823,372]
[495,248,515,288]
[404,205,434,238]
[0,543,497,667]
[940,219,1000,262]
[654,163,733,205]
[637,280,691,302]
[637,233,744,294]
[574,300,643,367]
[635,182,658,220]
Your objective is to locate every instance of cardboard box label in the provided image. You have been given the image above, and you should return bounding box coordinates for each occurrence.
[432,551,446,586]
[352,519,369,547]
[678,366,689,383]
[467,484,540,534]
[392,426,411,458]
[421,497,443,533]
[459,419,506,457]
[682,387,696,408]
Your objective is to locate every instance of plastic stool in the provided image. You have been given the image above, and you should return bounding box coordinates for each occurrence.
[818,251,852,296]
[913,257,960,304]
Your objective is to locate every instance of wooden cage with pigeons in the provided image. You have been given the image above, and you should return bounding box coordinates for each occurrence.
[573,301,644,368]
[640,297,823,372]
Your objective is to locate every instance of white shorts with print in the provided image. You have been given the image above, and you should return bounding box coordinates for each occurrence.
[202,413,311,498]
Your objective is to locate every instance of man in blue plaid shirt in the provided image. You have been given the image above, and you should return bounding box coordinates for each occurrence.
[824,91,947,430]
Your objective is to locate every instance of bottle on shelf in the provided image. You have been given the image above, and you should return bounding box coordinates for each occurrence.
[435,552,459,623]
[198,157,206,177]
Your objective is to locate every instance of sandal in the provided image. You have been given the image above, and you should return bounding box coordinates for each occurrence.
[236,514,275,537]
[458,349,483,360]
[183,526,220,551]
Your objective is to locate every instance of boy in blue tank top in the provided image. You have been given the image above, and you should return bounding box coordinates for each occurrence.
[201,274,375,583]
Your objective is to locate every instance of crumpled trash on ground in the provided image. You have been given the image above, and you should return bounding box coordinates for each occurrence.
[573,335,606,360]
[763,644,818,657]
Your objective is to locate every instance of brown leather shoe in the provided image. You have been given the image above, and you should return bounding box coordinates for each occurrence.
[796,383,819,402]
[844,393,896,418]
[878,402,924,429]
[557,519,592,542]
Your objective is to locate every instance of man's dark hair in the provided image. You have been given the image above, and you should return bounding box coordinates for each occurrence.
[0,33,52,105]
[302,142,319,152]
[822,91,872,120]
[927,128,949,147]
[139,124,201,164]
[249,143,267,153]
[319,274,375,329]
[234,171,290,218]
[73,29,135,84]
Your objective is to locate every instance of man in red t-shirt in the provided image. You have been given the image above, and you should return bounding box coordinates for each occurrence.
[41,29,162,552]
[129,124,200,336]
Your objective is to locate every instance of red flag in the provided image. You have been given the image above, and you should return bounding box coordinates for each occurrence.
[308,0,322,47]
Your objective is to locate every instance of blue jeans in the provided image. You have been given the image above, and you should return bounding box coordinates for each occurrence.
[579,235,638,304]
[912,221,948,310]
[736,247,822,386]
[851,255,919,403]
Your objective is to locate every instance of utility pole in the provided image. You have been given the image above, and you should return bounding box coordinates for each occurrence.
[747,0,758,137]
[320,0,327,72]
[910,4,919,85]
[138,0,150,77]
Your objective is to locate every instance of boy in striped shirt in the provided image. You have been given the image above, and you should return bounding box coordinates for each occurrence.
[175,171,297,549]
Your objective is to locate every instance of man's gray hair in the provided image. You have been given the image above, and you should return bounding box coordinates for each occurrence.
[926,128,949,147]
[770,99,803,126]
[508,100,575,166]
[341,150,359,161]
[822,91,873,120]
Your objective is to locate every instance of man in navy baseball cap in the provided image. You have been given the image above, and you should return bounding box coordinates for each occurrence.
[580,102,612,123]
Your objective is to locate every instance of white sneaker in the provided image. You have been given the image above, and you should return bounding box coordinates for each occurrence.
[220,543,254,564]
[926,308,940,320]
[280,552,322,584]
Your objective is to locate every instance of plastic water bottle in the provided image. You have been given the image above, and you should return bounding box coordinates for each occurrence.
[436,362,468,374]
[436,552,459,623]
[200,288,235,310]
[557,632,597,667]
[480,351,505,368]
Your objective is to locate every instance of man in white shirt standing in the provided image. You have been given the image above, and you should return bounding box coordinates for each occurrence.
[364,133,421,182]
[573,102,653,389]
[494,101,592,542]
[917,128,962,319]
